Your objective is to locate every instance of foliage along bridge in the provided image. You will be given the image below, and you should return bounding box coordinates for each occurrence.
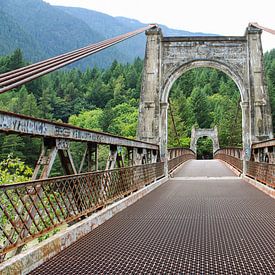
[0,23,274,274]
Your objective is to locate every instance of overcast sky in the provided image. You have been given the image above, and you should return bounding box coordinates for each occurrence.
[44,0,275,51]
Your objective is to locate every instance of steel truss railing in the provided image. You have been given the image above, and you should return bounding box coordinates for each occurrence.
[0,147,195,258]
[0,162,164,256]
[214,153,243,172]
[246,162,275,187]
[168,149,196,172]
[214,147,275,188]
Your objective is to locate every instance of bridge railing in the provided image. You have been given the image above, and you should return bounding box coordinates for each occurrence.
[0,110,160,178]
[251,138,275,164]
[0,112,161,261]
[246,162,275,187]
[214,145,275,188]
[168,148,196,172]
[0,146,196,258]
[0,162,164,257]
[214,147,243,172]
[248,139,275,187]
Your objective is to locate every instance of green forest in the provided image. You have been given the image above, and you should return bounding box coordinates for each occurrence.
[0,48,275,181]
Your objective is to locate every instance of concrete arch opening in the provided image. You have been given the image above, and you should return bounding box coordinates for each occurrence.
[196,137,214,159]
[166,65,242,153]
[162,60,247,103]
[138,24,273,174]
[190,127,220,159]
[160,60,248,162]
[164,63,243,156]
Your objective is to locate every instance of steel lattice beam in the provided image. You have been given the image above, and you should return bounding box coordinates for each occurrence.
[0,110,158,150]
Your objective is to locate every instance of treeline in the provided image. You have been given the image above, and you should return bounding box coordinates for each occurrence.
[0,49,143,167]
[0,49,275,167]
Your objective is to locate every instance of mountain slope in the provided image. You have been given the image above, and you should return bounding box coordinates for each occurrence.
[59,6,213,62]
[57,6,147,60]
[0,10,42,60]
[0,0,128,67]
[0,0,213,68]
[1,0,101,54]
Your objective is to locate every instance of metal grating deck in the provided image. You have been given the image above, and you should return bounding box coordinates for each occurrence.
[30,161,275,274]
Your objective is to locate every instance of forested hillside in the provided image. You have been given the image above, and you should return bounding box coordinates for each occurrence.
[0,10,41,58]
[0,0,124,67]
[0,48,275,173]
[0,0,210,68]
[0,49,143,168]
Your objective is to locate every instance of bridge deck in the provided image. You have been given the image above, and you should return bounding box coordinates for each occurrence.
[30,160,275,274]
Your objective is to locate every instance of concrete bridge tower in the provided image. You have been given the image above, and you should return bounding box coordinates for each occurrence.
[138,24,273,172]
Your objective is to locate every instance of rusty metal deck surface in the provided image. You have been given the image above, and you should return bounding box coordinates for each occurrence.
[30,160,275,274]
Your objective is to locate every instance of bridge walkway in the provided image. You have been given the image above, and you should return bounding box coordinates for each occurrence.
[30,160,275,274]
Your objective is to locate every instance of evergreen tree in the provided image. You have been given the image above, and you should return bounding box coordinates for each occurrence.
[0,48,274,167]
[190,87,211,128]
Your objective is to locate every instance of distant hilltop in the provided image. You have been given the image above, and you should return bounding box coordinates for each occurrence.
[0,0,212,68]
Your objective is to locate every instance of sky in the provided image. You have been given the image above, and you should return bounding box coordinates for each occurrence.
[44,0,275,51]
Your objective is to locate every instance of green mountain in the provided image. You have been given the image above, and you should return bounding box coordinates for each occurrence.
[0,0,127,67]
[0,10,42,60]
[0,0,212,68]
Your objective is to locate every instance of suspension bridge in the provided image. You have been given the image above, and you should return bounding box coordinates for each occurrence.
[0,23,274,274]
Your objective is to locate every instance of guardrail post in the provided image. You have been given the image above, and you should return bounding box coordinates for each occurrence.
[58,149,77,175]
[106,145,124,170]
[116,146,124,168]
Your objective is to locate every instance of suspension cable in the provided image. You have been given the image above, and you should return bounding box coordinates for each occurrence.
[229,97,241,146]
[168,98,181,146]
[0,24,157,94]
[249,22,275,35]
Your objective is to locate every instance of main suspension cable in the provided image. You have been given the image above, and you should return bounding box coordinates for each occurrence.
[168,98,181,146]
[249,22,275,35]
[0,24,157,94]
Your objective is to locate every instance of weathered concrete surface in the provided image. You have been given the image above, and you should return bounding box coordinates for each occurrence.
[29,160,275,274]
[138,24,273,167]
[0,176,168,275]
[137,27,162,146]
[190,126,220,154]
[252,139,275,164]
[217,158,243,176]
